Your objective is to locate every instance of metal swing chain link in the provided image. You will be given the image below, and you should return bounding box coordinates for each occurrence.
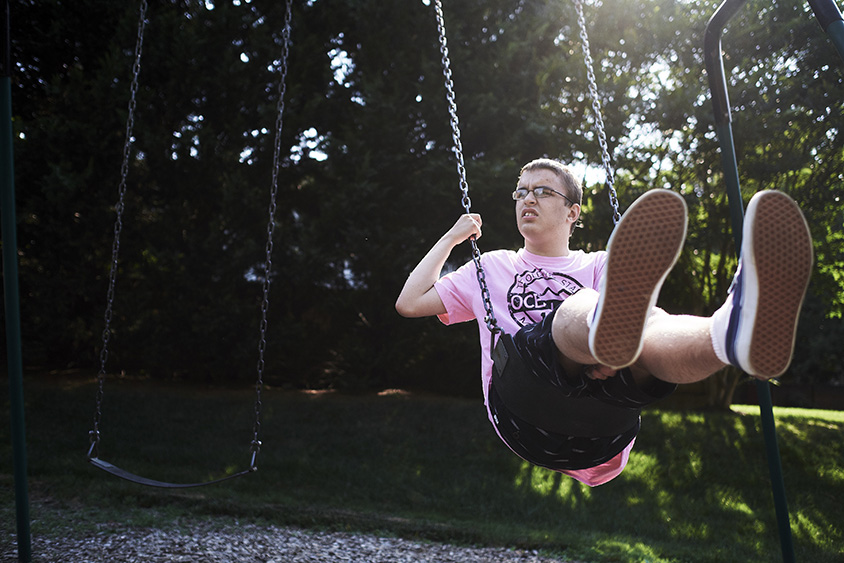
[251,0,294,470]
[90,0,149,458]
[433,0,501,339]
[573,0,621,225]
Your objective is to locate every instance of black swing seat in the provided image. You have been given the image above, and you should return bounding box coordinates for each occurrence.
[491,333,640,438]
[88,457,256,489]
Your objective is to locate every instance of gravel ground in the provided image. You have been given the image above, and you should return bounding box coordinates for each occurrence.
[4,524,574,563]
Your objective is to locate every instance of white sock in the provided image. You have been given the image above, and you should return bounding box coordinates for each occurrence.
[709,297,733,366]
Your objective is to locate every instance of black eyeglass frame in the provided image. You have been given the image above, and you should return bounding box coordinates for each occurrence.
[512,187,577,206]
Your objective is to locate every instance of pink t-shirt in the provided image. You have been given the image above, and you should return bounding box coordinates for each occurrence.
[434,248,634,486]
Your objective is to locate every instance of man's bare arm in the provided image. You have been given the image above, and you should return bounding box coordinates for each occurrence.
[395,214,482,318]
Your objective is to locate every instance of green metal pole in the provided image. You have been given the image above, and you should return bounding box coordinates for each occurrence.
[1,0,32,560]
[704,2,795,561]
[717,121,797,563]
[827,20,844,57]
[807,0,844,61]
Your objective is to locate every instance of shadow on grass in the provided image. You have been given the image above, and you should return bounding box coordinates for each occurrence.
[2,372,842,563]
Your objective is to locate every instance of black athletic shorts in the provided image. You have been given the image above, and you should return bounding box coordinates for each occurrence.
[489,308,676,471]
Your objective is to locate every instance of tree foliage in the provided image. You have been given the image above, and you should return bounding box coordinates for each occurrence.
[7,0,843,397]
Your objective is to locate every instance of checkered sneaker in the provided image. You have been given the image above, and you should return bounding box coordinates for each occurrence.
[588,190,688,369]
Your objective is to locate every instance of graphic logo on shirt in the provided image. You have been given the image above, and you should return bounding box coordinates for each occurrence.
[507,268,584,327]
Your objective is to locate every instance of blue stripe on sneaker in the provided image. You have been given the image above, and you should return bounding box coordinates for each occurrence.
[725,267,743,368]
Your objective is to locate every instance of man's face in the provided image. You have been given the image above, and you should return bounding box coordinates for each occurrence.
[515,168,576,246]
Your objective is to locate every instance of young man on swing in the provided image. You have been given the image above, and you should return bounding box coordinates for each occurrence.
[396,158,813,486]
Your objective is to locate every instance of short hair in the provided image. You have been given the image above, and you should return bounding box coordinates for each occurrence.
[519,158,583,205]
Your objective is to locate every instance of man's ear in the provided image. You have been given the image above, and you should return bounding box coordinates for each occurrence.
[568,203,581,225]
[567,203,582,239]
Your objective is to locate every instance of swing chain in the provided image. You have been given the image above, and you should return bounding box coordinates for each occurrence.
[433,0,501,338]
[573,0,621,225]
[251,0,294,470]
[90,0,149,458]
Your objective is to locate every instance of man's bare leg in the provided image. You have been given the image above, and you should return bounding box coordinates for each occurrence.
[552,289,725,385]
[552,190,813,385]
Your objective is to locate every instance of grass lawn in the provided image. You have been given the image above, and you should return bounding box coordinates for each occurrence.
[2,372,843,562]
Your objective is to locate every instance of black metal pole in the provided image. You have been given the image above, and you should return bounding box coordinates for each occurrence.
[703,0,748,242]
[807,0,844,30]
[807,0,844,60]
[704,2,795,562]
[1,0,32,561]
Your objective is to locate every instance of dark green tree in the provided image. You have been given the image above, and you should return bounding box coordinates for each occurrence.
[8,0,842,398]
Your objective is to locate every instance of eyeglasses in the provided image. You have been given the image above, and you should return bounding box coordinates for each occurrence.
[512,186,576,206]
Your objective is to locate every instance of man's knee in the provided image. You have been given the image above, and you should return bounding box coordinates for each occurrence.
[560,288,599,315]
[551,289,600,364]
